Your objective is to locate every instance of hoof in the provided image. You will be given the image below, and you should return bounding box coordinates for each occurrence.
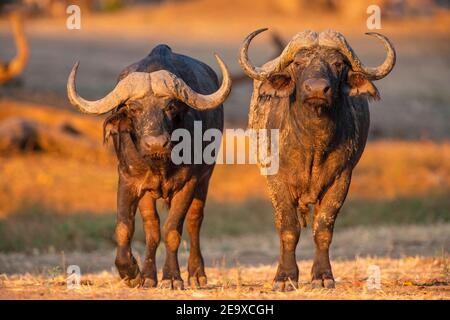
[189,276,207,289]
[272,281,285,292]
[142,278,157,289]
[198,276,207,287]
[160,279,172,289]
[272,280,298,292]
[123,273,142,288]
[323,279,335,289]
[160,279,184,290]
[285,280,298,291]
[173,279,184,290]
[311,279,335,289]
[311,279,323,289]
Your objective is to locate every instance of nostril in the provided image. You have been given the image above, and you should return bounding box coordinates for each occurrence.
[143,135,170,150]
[305,84,312,92]
[323,86,330,94]
[162,136,170,147]
[145,140,154,148]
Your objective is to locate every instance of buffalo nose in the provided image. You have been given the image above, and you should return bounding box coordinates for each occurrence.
[142,135,170,150]
[303,78,331,97]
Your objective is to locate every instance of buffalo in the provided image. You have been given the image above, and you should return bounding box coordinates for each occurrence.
[67,45,231,289]
[0,12,28,84]
[239,29,395,290]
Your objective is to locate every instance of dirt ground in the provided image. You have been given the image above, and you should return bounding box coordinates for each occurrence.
[0,223,448,299]
[0,223,448,271]
[0,255,448,300]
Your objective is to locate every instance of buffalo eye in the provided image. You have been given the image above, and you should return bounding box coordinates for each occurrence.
[293,60,307,69]
[332,61,343,72]
[330,61,344,79]
[126,103,142,116]
[164,100,180,118]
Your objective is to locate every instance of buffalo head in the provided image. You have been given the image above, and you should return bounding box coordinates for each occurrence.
[67,55,231,164]
[239,29,395,110]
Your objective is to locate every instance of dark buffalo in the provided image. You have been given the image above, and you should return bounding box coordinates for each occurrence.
[67,45,231,289]
[0,12,28,84]
[239,29,395,290]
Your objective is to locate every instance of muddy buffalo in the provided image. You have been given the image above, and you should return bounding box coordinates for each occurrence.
[239,29,395,290]
[67,45,231,289]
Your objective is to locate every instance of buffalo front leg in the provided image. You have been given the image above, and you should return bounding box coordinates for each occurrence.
[161,179,197,290]
[139,192,160,288]
[311,172,351,289]
[115,177,142,287]
[268,182,301,291]
[186,197,207,288]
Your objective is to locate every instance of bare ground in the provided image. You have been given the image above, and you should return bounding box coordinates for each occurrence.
[0,255,448,300]
[0,224,449,299]
[1,223,449,273]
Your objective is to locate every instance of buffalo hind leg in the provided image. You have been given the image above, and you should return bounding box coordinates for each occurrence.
[115,178,142,287]
[311,172,351,289]
[139,192,160,288]
[269,183,301,291]
[161,180,196,290]
[186,197,207,288]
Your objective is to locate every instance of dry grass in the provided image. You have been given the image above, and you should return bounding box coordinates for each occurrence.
[1,224,448,271]
[350,141,450,200]
[0,100,101,140]
[0,256,448,300]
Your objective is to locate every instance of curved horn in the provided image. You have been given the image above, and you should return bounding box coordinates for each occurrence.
[360,32,396,80]
[151,54,232,110]
[67,62,152,114]
[238,28,271,81]
[277,30,318,71]
[239,29,320,79]
[0,12,29,84]
[328,31,396,80]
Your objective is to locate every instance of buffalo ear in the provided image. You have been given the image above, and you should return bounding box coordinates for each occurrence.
[346,70,380,100]
[259,72,295,98]
[103,112,132,144]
